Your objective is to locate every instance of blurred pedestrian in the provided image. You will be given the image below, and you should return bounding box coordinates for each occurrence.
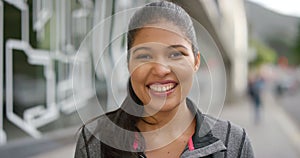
[248,72,264,124]
[75,1,254,157]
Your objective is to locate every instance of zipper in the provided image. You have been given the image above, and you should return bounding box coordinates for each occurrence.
[139,153,146,158]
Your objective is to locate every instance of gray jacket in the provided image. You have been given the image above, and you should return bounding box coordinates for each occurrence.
[75,98,254,158]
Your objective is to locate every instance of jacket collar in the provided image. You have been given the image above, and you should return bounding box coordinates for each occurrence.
[181,98,226,157]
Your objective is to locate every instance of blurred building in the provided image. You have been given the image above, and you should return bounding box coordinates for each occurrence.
[171,0,248,101]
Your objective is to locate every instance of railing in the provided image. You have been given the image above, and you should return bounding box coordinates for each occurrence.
[0,0,6,145]
[0,0,97,144]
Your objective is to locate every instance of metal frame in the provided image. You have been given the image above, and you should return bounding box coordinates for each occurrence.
[5,40,59,137]
[55,0,94,114]
[33,0,53,41]
[4,0,59,138]
[0,0,7,145]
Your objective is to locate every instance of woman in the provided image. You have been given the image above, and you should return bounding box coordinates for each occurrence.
[75,1,254,158]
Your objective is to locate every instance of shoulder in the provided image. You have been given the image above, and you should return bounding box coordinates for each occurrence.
[77,108,121,139]
[203,115,254,158]
[74,110,120,158]
[204,115,244,141]
[74,117,103,158]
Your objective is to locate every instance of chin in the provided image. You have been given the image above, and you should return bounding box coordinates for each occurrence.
[145,99,182,114]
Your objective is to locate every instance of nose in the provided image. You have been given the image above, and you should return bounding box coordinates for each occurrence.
[151,62,171,77]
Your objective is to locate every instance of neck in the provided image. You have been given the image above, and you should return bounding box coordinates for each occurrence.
[139,99,191,130]
[136,98,195,135]
[136,99,196,150]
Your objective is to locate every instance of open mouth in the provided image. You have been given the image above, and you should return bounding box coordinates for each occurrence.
[147,81,178,96]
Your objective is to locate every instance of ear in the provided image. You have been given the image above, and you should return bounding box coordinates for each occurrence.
[194,52,200,71]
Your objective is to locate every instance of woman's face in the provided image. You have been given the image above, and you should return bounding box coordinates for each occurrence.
[128,24,200,113]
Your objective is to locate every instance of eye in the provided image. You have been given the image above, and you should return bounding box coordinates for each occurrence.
[135,54,152,60]
[169,51,184,59]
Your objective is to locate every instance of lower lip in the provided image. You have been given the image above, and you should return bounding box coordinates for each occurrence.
[148,85,177,97]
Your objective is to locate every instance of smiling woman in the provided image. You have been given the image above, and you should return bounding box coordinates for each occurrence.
[75,1,254,158]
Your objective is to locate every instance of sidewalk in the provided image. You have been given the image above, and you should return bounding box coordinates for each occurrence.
[33,92,300,158]
[221,92,300,158]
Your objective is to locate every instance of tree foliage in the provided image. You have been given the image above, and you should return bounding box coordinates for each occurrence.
[249,39,277,68]
[292,23,300,65]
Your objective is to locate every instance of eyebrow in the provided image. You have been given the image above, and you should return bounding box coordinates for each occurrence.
[131,47,152,54]
[131,44,188,54]
[167,44,188,51]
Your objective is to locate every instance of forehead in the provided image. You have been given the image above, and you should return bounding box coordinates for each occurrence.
[131,25,192,49]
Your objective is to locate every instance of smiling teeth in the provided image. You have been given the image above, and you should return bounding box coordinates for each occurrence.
[149,83,176,92]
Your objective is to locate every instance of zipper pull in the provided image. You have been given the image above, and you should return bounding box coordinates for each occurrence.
[188,136,195,151]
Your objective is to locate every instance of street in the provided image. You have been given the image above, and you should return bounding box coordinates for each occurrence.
[276,89,300,129]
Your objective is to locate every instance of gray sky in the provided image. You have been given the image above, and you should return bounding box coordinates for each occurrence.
[247,0,300,17]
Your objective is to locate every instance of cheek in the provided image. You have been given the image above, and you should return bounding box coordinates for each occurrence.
[129,65,152,104]
[130,70,143,85]
[171,60,195,91]
[129,64,151,93]
[129,63,149,83]
[172,58,195,77]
